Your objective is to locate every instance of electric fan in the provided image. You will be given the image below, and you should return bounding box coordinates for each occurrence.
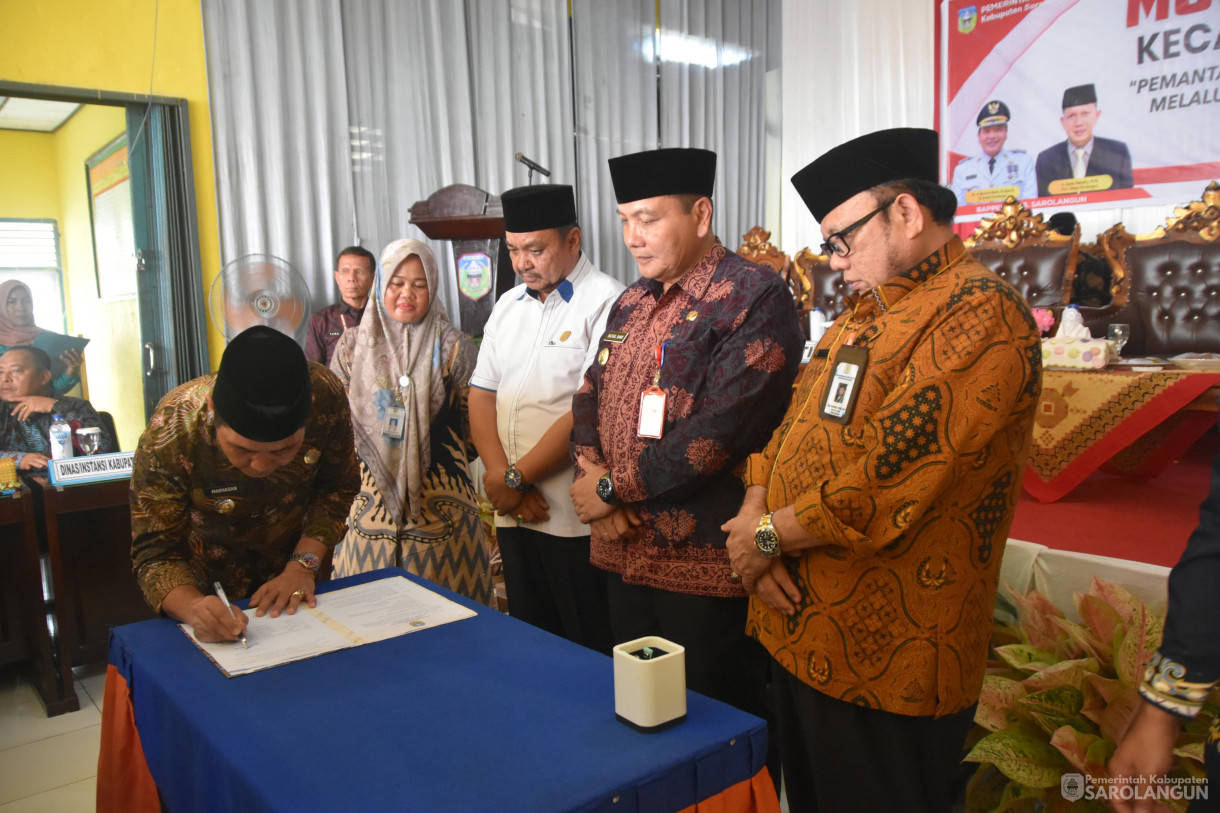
[207,254,312,344]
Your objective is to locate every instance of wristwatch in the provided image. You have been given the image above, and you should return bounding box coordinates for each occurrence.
[504,464,528,491]
[754,512,781,558]
[595,471,617,505]
[292,552,321,576]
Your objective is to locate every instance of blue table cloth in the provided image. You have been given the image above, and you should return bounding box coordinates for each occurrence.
[107,569,769,813]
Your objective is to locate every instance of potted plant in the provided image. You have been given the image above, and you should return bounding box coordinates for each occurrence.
[963,578,1217,812]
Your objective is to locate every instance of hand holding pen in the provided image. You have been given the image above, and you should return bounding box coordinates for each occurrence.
[213,581,249,648]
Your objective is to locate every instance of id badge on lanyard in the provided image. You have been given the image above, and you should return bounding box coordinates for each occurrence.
[638,342,669,439]
[382,375,411,439]
[818,344,868,424]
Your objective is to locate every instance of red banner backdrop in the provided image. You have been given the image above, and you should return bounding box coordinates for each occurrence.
[937,0,1220,224]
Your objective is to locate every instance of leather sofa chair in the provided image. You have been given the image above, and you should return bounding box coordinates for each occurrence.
[965,197,1079,310]
[1093,181,1220,357]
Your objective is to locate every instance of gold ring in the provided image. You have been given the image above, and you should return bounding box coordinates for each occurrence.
[601,532,610,540]
[729,572,741,584]
[292,589,306,598]
[516,515,524,524]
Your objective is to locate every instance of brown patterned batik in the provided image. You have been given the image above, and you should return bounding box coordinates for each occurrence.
[744,237,1042,717]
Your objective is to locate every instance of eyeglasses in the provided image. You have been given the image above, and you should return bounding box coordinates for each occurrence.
[820,199,893,258]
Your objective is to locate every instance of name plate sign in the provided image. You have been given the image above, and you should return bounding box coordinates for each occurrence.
[49,452,135,486]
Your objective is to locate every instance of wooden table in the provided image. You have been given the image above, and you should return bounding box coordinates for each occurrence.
[1024,368,1220,502]
[0,487,79,714]
[29,476,154,713]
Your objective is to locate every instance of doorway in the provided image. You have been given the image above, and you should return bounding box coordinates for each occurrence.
[0,83,207,449]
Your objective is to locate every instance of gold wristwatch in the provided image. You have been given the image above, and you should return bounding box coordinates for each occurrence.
[754,512,781,558]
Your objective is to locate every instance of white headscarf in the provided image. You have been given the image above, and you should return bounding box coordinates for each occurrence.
[341,239,455,523]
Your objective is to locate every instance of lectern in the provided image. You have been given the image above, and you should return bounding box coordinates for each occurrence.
[409,184,514,337]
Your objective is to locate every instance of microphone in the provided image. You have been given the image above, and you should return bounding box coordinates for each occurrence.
[514,153,551,178]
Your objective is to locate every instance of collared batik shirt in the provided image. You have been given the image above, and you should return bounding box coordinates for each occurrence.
[130,363,360,611]
[743,237,1042,717]
[305,301,365,365]
[1140,446,1220,733]
[572,242,804,598]
[0,395,117,466]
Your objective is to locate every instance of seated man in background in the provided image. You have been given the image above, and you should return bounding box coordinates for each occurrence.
[304,246,376,365]
[0,345,116,470]
[130,325,360,643]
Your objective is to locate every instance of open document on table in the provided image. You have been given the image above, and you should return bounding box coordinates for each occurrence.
[182,575,476,677]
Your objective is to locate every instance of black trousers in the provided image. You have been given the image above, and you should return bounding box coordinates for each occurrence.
[605,574,781,793]
[770,658,977,813]
[496,527,614,654]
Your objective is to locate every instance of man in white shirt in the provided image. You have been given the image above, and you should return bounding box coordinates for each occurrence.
[469,184,624,652]
[949,100,1035,205]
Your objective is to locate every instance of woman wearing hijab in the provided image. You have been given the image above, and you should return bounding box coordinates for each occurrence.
[0,280,84,395]
[329,239,492,605]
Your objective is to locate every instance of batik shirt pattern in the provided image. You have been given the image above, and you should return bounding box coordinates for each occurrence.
[744,238,1042,717]
[131,364,360,611]
[572,243,804,598]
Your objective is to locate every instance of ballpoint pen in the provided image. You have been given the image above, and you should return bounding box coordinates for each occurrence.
[213,581,248,648]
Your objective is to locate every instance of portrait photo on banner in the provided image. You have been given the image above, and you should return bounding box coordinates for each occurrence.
[937,0,1219,220]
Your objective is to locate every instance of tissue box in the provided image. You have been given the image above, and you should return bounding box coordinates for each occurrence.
[613,636,686,732]
[1041,337,1113,370]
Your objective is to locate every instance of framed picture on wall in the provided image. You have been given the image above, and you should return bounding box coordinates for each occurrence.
[85,133,138,299]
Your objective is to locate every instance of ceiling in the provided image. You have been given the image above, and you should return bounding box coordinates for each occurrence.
[0,97,82,132]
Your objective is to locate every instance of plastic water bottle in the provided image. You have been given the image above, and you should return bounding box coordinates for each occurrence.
[49,414,74,460]
[808,307,828,343]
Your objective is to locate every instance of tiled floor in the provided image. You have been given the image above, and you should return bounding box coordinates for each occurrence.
[0,663,105,813]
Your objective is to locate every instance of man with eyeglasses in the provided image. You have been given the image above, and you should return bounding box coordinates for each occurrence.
[722,128,1043,812]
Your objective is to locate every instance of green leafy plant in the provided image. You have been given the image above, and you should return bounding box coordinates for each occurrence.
[963,578,1217,812]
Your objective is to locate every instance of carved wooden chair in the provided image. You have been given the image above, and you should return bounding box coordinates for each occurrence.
[738,226,813,319]
[965,196,1080,310]
[1093,181,1220,357]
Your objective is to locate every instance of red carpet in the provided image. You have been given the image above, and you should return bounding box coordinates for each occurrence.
[1009,428,1218,568]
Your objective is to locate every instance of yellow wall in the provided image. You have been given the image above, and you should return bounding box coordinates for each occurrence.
[0,130,60,220]
[0,0,224,369]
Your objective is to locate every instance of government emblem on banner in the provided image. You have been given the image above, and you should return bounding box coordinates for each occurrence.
[958,6,977,34]
[457,252,492,300]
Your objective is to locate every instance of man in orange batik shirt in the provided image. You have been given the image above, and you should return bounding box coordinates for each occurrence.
[723,128,1043,813]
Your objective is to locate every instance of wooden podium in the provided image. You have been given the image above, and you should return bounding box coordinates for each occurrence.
[409,184,514,337]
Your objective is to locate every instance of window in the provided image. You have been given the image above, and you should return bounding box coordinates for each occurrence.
[0,218,68,334]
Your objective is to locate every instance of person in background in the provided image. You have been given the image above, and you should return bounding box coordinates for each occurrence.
[469,183,623,651]
[330,238,492,605]
[0,280,85,395]
[568,147,804,789]
[130,325,360,642]
[724,128,1041,812]
[949,99,1035,205]
[1049,211,1114,308]
[305,246,377,365]
[1110,444,1220,813]
[0,345,115,470]
[1035,83,1133,197]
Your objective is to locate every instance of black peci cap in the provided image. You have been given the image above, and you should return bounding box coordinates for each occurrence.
[608,148,716,204]
[790,128,940,222]
[212,326,312,442]
[1062,84,1097,109]
[501,184,578,233]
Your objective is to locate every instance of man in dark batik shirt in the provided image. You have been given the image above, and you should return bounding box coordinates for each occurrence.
[569,148,803,772]
[0,345,117,469]
[1111,442,1220,812]
[131,326,359,643]
[304,246,375,365]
